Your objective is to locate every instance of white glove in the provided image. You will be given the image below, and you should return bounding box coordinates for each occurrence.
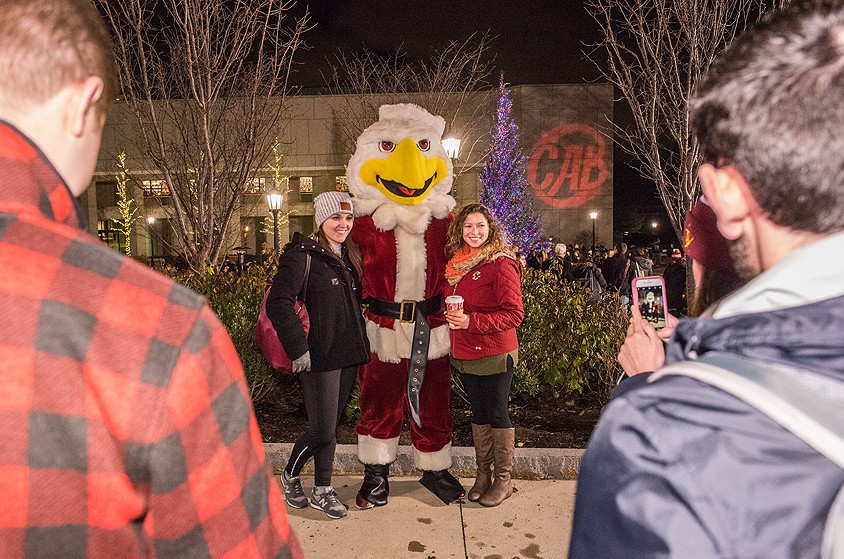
[292,351,311,373]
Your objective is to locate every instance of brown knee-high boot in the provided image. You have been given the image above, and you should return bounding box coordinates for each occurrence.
[467,424,494,502]
[478,427,515,507]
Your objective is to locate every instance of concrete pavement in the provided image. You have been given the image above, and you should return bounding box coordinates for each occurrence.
[264,444,583,559]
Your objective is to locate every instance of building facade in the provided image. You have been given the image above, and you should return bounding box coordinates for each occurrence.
[83,84,613,262]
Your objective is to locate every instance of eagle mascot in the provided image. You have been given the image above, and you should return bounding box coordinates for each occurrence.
[347,104,465,507]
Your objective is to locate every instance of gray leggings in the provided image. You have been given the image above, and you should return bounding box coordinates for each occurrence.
[285,366,357,486]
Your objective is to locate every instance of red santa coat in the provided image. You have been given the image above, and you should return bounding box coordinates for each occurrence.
[448,255,524,360]
[350,213,454,470]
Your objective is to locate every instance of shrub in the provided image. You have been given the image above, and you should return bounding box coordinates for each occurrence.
[515,267,627,404]
[163,252,281,404]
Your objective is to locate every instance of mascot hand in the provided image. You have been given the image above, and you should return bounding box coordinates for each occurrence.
[292,351,311,373]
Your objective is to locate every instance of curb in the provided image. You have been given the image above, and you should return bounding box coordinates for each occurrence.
[264,443,583,480]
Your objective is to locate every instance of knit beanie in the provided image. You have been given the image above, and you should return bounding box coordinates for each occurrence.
[313,192,354,229]
[683,196,735,273]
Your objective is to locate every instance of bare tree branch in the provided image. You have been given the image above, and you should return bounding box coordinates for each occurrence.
[323,33,495,180]
[584,0,789,243]
[96,0,311,268]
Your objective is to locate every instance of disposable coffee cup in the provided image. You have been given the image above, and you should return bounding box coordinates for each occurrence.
[445,295,464,312]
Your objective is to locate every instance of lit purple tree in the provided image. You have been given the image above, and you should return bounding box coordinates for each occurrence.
[478,77,543,253]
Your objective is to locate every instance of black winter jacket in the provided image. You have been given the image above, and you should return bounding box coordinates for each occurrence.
[265,232,370,372]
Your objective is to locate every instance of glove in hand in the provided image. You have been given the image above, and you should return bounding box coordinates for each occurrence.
[292,351,311,373]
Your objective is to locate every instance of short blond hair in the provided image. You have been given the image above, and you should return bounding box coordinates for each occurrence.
[0,0,117,117]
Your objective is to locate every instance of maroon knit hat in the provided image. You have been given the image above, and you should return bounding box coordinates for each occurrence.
[683,197,735,273]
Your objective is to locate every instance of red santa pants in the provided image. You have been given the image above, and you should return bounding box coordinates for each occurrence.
[355,354,453,456]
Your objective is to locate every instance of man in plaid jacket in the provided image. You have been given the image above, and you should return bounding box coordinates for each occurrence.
[0,1,302,557]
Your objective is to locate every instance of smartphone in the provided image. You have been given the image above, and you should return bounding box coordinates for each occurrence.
[632,276,669,329]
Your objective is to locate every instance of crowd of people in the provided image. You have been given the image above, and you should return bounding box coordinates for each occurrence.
[3,0,844,557]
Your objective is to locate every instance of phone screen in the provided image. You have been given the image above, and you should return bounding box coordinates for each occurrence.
[636,284,667,329]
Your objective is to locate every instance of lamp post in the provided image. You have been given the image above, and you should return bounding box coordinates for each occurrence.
[266,189,283,252]
[589,210,598,252]
[146,216,155,268]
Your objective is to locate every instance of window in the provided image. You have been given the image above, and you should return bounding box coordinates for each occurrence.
[142,180,170,197]
[335,175,348,192]
[97,219,127,253]
[245,177,266,193]
[299,176,313,194]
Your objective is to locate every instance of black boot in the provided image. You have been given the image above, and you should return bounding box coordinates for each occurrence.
[419,469,465,504]
[356,463,390,509]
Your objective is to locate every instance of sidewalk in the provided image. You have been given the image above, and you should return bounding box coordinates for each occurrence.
[265,444,583,559]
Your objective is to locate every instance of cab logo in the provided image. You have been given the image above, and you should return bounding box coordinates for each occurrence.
[527,123,608,209]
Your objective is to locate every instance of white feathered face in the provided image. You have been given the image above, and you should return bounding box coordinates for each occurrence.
[348,107,453,208]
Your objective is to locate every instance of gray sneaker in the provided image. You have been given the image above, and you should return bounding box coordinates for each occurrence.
[280,470,308,509]
[310,486,347,519]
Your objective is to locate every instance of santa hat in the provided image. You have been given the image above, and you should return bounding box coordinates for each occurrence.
[683,197,735,273]
[671,248,682,260]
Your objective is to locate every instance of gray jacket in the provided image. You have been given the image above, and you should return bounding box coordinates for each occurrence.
[569,233,844,558]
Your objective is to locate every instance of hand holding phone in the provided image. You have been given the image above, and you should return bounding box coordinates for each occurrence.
[631,276,669,330]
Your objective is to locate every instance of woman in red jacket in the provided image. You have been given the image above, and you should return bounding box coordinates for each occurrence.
[444,203,524,507]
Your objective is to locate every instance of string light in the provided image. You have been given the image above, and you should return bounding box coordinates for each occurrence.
[478,77,543,254]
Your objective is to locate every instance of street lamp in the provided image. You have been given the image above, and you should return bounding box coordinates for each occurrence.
[442,134,461,160]
[589,210,598,252]
[266,189,283,252]
[146,216,155,268]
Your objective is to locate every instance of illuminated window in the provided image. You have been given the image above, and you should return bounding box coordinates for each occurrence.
[142,180,170,197]
[245,177,266,193]
[299,176,313,194]
[335,175,348,192]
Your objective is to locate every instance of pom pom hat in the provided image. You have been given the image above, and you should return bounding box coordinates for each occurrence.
[314,191,354,229]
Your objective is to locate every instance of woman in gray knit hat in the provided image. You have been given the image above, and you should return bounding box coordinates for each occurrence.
[266,191,370,519]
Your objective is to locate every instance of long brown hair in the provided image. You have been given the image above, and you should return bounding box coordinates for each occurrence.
[446,203,516,260]
[315,228,363,279]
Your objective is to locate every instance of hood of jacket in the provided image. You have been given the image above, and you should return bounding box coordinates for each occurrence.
[666,231,844,381]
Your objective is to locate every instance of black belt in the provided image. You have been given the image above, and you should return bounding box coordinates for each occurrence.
[364,295,442,323]
[364,294,442,428]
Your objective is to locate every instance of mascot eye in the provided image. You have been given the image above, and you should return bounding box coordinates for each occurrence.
[417,139,430,151]
[379,141,395,152]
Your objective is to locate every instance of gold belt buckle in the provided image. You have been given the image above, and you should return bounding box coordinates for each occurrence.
[399,300,416,323]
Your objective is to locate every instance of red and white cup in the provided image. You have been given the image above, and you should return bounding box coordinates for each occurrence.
[445,295,464,312]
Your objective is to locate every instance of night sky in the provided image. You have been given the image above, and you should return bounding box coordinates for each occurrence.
[288,0,605,89]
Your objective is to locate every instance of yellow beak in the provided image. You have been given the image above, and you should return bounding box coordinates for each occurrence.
[359,138,449,206]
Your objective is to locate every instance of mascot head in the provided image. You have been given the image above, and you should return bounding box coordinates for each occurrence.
[348,104,456,218]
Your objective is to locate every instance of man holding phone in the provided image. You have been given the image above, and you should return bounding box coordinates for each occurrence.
[569,2,844,557]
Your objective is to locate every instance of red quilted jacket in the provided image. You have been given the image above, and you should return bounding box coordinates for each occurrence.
[448,255,524,360]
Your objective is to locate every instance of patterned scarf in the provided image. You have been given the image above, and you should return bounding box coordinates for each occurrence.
[445,245,488,286]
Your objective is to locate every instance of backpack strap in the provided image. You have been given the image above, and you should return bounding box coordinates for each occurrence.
[651,351,844,469]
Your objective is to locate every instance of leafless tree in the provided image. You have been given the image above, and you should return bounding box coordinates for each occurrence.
[585,0,789,243]
[96,0,311,269]
[325,33,495,180]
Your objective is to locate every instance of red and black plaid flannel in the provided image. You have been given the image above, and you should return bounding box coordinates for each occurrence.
[0,121,303,558]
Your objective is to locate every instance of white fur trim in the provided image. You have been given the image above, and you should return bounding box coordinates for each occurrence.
[395,227,426,302]
[357,434,400,465]
[379,104,445,132]
[414,441,453,471]
[367,321,450,363]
